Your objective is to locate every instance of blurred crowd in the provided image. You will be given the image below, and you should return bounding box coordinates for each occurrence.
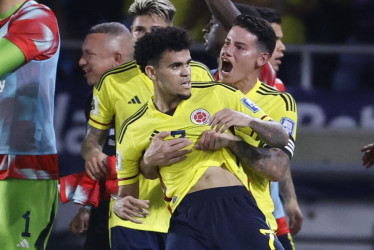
[41,0,374,90]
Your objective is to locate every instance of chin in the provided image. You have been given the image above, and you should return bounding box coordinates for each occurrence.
[177,93,191,100]
[87,80,96,87]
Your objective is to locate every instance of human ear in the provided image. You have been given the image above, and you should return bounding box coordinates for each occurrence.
[145,65,156,81]
[257,52,270,68]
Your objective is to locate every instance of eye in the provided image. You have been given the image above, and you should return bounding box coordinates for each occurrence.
[171,63,181,69]
[135,27,145,33]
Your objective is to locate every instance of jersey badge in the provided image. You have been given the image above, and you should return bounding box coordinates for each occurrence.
[91,95,99,116]
[115,149,122,171]
[0,80,5,93]
[190,109,210,125]
[171,196,178,204]
[281,117,295,135]
[241,97,259,113]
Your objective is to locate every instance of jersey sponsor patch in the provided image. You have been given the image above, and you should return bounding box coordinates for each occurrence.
[0,80,5,93]
[281,117,295,135]
[91,95,99,116]
[115,149,122,171]
[190,109,210,125]
[241,97,259,113]
[171,196,178,204]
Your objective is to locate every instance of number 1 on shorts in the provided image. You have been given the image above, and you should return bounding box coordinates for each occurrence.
[22,211,31,237]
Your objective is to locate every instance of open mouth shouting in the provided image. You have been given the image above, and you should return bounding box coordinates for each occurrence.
[220,58,233,77]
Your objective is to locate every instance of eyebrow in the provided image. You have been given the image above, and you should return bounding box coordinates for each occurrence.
[133,25,145,29]
[169,58,192,67]
[234,41,247,46]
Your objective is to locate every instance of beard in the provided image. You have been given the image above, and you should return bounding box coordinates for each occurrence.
[177,93,191,100]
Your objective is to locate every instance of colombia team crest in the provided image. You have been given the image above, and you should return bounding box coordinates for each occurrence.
[190,109,210,125]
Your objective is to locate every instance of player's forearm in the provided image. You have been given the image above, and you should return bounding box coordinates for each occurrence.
[279,167,298,202]
[139,158,159,180]
[228,141,288,181]
[81,125,108,159]
[204,0,260,31]
[204,0,240,31]
[250,119,289,148]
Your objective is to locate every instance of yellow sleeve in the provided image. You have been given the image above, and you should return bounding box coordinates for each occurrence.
[234,90,272,122]
[190,61,214,82]
[230,89,273,141]
[267,93,298,140]
[116,130,142,186]
[88,78,114,130]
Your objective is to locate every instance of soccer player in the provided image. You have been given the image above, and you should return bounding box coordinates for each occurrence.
[202,1,302,248]
[361,143,374,168]
[81,0,214,249]
[256,7,303,248]
[63,22,134,250]
[117,26,287,250]
[0,0,60,249]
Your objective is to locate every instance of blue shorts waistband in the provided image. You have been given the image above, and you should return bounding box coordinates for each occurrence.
[181,185,249,204]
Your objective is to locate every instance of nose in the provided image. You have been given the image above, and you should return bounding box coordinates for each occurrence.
[181,64,190,76]
[202,23,211,34]
[279,40,286,52]
[222,43,234,56]
[78,56,86,67]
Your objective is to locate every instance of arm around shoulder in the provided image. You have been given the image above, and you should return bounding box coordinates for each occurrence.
[228,141,289,181]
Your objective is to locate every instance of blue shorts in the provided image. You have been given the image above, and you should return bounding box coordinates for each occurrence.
[111,226,167,250]
[278,233,295,250]
[166,186,284,250]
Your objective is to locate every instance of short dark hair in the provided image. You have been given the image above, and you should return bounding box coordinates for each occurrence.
[235,3,260,18]
[255,7,282,24]
[134,27,192,73]
[233,15,276,56]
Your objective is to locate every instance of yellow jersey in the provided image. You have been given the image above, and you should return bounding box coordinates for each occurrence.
[116,82,273,213]
[89,60,214,233]
[237,79,297,232]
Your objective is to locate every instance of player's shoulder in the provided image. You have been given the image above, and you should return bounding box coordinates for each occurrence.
[17,1,55,19]
[190,60,210,72]
[95,60,140,91]
[257,82,296,112]
[190,60,214,81]
[117,102,149,144]
[192,81,238,92]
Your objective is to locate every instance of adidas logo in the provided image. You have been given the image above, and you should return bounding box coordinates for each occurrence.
[16,239,30,248]
[128,96,141,104]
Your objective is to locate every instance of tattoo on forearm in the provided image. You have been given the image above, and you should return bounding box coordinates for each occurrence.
[230,141,272,174]
[81,126,108,158]
[250,120,286,147]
